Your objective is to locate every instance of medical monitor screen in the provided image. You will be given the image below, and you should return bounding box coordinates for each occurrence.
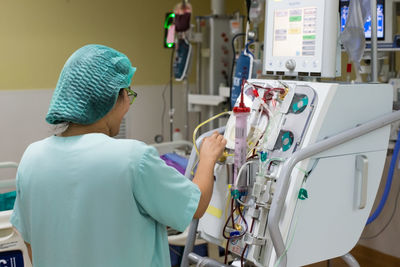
[340,0,384,40]
[273,6,317,57]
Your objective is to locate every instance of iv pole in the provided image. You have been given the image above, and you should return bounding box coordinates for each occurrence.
[370,0,378,83]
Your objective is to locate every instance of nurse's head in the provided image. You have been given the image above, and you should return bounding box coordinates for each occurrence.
[46,44,136,136]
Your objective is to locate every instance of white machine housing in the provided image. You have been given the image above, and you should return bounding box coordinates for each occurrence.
[263,0,339,77]
[197,80,392,266]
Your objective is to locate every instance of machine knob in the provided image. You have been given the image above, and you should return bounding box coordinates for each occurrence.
[285,59,296,71]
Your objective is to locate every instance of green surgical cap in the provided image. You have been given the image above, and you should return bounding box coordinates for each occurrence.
[46,44,136,125]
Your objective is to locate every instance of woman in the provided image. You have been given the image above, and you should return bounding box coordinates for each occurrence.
[11,44,226,266]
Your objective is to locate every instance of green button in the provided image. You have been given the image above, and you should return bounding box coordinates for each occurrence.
[289,16,302,22]
[303,35,316,40]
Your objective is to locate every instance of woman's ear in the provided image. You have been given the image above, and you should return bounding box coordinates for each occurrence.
[117,89,129,105]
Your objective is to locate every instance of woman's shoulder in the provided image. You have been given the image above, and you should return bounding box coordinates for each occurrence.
[108,136,148,150]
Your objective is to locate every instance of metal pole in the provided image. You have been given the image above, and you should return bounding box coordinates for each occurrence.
[184,78,190,140]
[196,17,203,136]
[341,253,361,267]
[370,0,379,83]
[196,17,202,96]
[170,49,175,141]
[188,253,231,267]
[170,83,174,141]
[180,219,200,267]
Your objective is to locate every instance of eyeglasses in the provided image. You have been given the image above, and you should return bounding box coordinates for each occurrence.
[125,87,137,105]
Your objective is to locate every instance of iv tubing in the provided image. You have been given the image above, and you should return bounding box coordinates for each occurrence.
[366,129,400,225]
[234,160,254,188]
[192,111,231,156]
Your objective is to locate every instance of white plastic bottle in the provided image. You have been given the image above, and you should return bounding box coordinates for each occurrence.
[173,128,183,141]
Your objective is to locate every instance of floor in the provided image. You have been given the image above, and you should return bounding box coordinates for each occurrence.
[178,244,400,266]
[305,245,400,267]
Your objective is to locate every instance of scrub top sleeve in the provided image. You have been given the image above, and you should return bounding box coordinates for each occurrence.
[10,175,31,244]
[132,146,201,232]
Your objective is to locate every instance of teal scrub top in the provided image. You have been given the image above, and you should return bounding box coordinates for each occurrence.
[11,133,201,267]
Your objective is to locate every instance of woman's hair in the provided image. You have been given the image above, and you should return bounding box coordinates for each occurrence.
[51,122,70,135]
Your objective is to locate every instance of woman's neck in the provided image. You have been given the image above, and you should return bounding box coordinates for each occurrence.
[59,121,111,137]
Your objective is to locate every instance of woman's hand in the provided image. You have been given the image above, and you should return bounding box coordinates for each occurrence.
[199,131,227,164]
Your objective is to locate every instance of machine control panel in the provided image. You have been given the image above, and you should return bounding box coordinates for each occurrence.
[263,0,339,77]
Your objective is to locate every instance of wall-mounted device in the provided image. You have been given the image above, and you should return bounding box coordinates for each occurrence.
[164,12,176,48]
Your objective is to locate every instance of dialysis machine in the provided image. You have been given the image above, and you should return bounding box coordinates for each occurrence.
[181,0,400,266]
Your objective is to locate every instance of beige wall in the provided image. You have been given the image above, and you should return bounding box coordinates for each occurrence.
[0,0,211,89]
[0,84,192,160]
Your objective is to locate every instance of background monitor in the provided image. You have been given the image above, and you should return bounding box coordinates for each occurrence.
[340,0,385,40]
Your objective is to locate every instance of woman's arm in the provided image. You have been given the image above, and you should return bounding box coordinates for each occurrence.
[24,241,32,263]
[192,131,226,219]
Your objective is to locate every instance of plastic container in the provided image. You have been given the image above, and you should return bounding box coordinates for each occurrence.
[233,107,250,186]
[173,128,183,141]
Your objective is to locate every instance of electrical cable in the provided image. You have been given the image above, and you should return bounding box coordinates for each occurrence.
[169,245,182,257]
[366,130,400,225]
[229,33,246,109]
[246,0,251,22]
[189,110,234,177]
[271,160,320,266]
[192,111,232,156]
[361,173,400,239]
[273,184,308,267]
[273,208,301,267]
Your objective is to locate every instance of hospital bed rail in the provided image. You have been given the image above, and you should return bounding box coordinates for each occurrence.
[0,162,18,189]
[151,140,193,156]
[0,161,32,267]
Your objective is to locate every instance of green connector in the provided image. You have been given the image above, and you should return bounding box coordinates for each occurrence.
[231,189,241,200]
[298,188,308,200]
[260,152,268,162]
